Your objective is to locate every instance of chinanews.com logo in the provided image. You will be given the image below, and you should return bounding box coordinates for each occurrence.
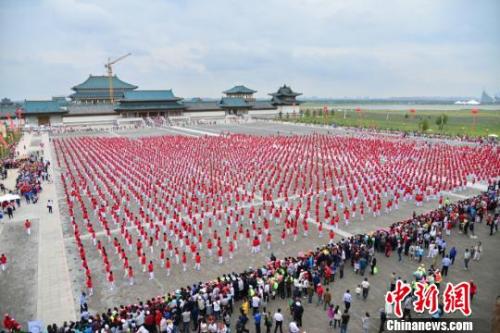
[384,281,474,332]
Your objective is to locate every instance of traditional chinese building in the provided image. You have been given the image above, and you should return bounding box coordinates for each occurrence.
[115,90,185,118]
[70,75,137,104]
[270,84,302,114]
[218,85,257,116]
[23,97,68,126]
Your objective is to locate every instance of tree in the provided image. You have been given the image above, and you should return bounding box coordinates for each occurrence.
[419,119,429,132]
[285,112,290,120]
[305,109,311,117]
[278,111,283,120]
[330,109,335,117]
[435,114,448,131]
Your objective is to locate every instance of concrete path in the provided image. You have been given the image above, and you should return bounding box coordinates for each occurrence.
[35,133,76,324]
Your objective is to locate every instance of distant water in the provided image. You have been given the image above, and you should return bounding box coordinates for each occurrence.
[301,102,500,111]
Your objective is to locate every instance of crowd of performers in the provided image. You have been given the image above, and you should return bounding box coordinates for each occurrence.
[51,134,499,297]
[2,182,495,333]
[0,128,498,332]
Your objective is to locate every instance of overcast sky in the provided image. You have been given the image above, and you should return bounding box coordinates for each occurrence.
[1,0,499,100]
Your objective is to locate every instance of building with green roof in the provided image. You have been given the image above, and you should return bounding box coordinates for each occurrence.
[23,99,68,126]
[270,84,302,105]
[70,75,137,105]
[115,90,185,118]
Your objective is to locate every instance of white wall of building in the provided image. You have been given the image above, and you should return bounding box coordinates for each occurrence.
[62,115,120,124]
[277,105,301,114]
[184,111,226,118]
[248,109,280,116]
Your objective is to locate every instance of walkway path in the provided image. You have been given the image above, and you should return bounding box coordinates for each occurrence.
[35,133,76,324]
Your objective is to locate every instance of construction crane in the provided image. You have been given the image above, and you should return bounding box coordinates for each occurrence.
[105,53,131,103]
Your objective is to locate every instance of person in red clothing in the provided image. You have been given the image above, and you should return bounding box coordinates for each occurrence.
[108,271,115,290]
[0,254,7,271]
[281,229,286,245]
[266,233,272,250]
[470,280,477,301]
[207,239,213,257]
[3,314,21,332]
[251,236,260,254]
[148,260,154,280]
[218,247,223,264]
[194,252,201,271]
[86,276,93,296]
[128,266,134,285]
[24,219,31,236]
[141,253,147,272]
[181,252,187,272]
[228,241,234,259]
[316,283,325,305]
[165,257,171,276]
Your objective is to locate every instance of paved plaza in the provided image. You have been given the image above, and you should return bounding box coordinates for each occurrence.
[0,122,498,333]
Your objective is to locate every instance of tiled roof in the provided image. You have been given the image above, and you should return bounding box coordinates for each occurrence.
[69,91,126,99]
[218,97,250,108]
[184,101,221,111]
[115,102,185,111]
[23,100,67,114]
[223,85,256,95]
[269,84,301,97]
[72,75,138,91]
[122,90,181,101]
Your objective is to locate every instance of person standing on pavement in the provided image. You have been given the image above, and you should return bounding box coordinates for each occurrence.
[361,278,370,300]
[340,309,350,333]
[441,255,451,276]
[273,309,284,333]
[343,290,352,311]
[464,248,471,270]
[361,312,370,333]
[254,310,262,333]
[47,199,53,213]
[24,219,31,236]
[0,253,7,271]
[473,242,482,261]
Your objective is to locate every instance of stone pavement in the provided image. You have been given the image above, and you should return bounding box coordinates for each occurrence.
[34,133,76,324]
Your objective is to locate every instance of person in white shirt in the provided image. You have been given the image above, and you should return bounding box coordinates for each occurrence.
[252,295,261,314]
[343,290,352,310]
[274,309,284,333]
[361,278,370,300]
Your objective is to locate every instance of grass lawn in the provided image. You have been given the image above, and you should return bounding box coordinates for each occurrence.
[282,106,500,137]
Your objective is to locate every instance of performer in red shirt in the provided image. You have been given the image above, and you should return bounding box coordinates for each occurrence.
[218,247,224,264]
[165,257,171,276]
[108,271,115,290]
[24,219,32,236]
[251,236,261,254]
[181,252,187,272]
[128,266,134,286]
[0,253,7,271]
[148,260,154,280]
[266,233,272,250]
[86,276,93,296]
[194,252,201,271]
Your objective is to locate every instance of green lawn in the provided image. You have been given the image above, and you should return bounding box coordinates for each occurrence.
[281,106,500,137]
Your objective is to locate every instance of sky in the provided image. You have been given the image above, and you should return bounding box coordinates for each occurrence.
[0,0,499,100]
